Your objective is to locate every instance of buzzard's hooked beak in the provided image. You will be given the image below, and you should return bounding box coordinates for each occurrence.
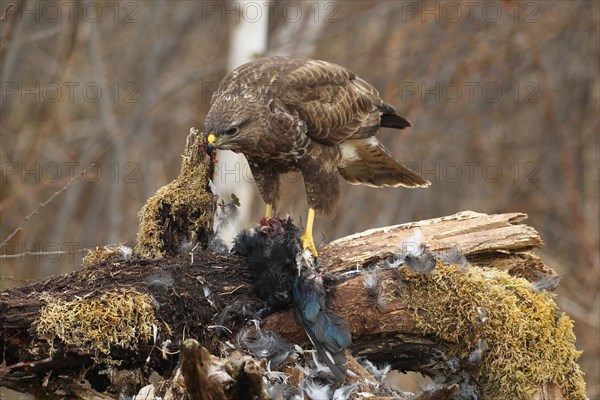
[207,133,234,149]
[207,126,241,150]
[207,133,227,149]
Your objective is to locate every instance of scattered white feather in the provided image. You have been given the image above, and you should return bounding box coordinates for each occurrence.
[206,325,232,334]
[403,247,436,274]
[147,294,160,310]
[310,348,333,375]
[362,359,391,382]
[297,248,316,269]
[152,324,159,344]
[346,369,358,378]
[531,275,561,292]
[468,339,488,363]
[340,264,361,278]
[250,319,261,330]
[177,239,194,255]
[477,307,488,323]
[264,381,291,400]
[263,368,289,399]
[399,228,425,257]
[302,379,332,400]
[214,201,239,231]
[161,339,172,359]
[384,254,403,268]
[447,356,461,372]
[145,270,174,290]
[119,245,133,260]
[436,246,470,271]
[363,271,379,295]
[332,383,360,399]
[224,341,235,349]
[265,370,288,382]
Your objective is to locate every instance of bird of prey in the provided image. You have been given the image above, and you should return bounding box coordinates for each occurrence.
[206,57,429,256]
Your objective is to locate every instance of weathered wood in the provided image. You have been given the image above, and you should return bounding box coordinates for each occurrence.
[320,211,553,282]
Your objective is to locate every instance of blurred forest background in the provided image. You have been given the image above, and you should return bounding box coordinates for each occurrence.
[1,0,598,397]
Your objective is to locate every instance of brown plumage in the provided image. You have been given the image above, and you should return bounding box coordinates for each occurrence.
[205,57,429,255]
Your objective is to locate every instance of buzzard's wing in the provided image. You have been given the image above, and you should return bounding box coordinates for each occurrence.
[277,59,409,145]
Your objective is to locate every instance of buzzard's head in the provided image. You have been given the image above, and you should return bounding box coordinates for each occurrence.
[205,94,268,153]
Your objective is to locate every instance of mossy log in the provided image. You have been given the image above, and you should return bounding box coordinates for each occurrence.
[0,211,586,399]
[0,130,586,399]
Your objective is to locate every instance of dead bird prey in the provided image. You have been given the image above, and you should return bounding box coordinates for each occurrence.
[233,218,352,382]
[206,57,429,256]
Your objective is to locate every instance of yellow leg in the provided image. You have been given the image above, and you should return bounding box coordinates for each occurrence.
[265,204,273,219]
[300,208,318,257]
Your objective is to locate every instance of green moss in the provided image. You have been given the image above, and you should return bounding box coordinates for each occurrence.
[35,288,155,365]
[387,262,586,399]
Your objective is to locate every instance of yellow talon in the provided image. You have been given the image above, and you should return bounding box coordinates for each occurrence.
[207,134,216,144]
[301,232,318,257]
[301,208,318,257]
[265,204,273,219]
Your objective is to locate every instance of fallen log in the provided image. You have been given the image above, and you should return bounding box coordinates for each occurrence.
[0,211,586,399]
[0,130,587,399]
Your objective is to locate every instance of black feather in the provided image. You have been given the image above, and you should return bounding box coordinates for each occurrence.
[380,113,411,129]
[232,218,300,310]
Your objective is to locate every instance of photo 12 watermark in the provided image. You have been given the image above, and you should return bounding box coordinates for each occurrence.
[398,1,539,23]
[1,81,139,104]
[1,1,139,23]
[199,1,339,24]
[400,81,539,104]
[1,162,141,184]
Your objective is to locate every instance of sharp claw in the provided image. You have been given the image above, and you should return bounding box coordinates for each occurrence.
[301,233,318,257]
[301,207,318,257]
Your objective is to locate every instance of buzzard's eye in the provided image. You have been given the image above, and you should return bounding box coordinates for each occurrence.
[225,126,239,136]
